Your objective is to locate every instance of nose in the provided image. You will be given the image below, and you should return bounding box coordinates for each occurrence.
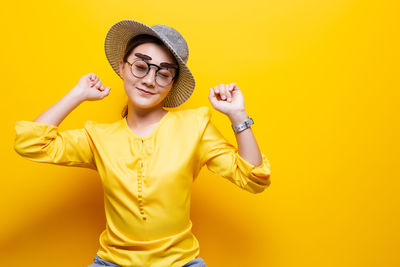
[141,66,157,87]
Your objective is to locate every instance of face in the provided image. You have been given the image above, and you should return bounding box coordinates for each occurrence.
[119,42,177,111]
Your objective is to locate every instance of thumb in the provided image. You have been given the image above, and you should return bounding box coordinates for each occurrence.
[209,88,217,105]
[101,87,111,98]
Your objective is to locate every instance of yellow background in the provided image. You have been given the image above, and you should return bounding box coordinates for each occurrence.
[1,0,399,266]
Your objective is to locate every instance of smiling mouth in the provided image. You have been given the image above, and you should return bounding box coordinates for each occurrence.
[137,88,154,95]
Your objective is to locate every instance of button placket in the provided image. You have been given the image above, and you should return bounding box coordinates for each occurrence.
[138,138,147,221]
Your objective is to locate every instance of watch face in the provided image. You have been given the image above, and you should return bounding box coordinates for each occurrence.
[232,118,253,133]
[245,118,253,126]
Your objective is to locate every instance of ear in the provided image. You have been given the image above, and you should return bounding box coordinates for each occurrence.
[119,60,124,76]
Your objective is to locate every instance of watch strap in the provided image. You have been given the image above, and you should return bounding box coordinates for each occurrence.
[231,117,254,133]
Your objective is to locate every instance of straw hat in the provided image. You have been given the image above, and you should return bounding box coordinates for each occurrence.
[104,20,195,108]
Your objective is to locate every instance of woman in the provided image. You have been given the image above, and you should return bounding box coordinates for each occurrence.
[14,20,271,267]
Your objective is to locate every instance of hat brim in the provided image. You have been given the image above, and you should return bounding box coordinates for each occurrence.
[104,20,195,108]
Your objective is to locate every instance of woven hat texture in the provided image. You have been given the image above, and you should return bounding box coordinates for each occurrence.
[105,20,195,107]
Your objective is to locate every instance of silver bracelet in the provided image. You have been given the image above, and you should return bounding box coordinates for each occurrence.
[231,117,254,133]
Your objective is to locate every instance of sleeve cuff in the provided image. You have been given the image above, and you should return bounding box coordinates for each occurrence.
[14,120,59,140]
[236,152,271,186]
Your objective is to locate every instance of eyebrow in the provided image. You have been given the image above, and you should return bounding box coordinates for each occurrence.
[134,53,178,69]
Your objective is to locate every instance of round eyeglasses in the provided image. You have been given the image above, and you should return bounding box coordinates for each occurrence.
[126,58,178,87]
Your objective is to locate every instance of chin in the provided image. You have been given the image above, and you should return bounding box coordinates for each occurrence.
[130,98,163,109]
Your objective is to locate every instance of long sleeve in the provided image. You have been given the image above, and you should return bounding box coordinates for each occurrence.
[197,107,271,194]
[13,120,97,170]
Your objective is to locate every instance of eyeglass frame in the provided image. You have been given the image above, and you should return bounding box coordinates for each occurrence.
[125,58,179,87]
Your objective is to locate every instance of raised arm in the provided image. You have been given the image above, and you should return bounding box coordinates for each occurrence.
[197,106,271,194]
[14,73,111,169]
[201,83,271,193]
[209,83,263,166]
[34,73,111,126]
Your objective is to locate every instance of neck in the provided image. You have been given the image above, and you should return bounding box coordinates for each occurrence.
[126,103,168,128]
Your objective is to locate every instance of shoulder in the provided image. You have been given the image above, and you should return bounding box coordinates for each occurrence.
[196,106,212,125]
[174,107,213,135]
[196,106,211,118]
[166,107,212,139]
[83,119,124,135]
[170,106,211,125]
[172,106,211,118]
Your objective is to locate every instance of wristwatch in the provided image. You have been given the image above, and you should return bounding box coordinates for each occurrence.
[231,117,254,133]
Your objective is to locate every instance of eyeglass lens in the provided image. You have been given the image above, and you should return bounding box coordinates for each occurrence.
[131,60,175,86]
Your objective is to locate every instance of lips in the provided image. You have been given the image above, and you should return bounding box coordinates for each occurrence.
[136,88,154,95]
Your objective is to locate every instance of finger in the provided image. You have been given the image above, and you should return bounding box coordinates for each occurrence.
[213,86,222,101]
[94,80,102,89]
[226,84,233,102]
[217,84,224,99]
[223,84,229,100]
[102,87,111,98]
[92,75,99,84]
[88,74,95,86]
[209,88,215,97]
[210,88,218,100]
[89,73,97,81]
[99,84,106,91]
[90,79,99,88]
[228,83,236,93]
[209,88,217,105]
[214,86,220,95]
[231,83,240,93]
[215,85,223,100]
[221,84,229,100]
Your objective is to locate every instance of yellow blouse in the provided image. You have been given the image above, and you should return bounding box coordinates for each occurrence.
[13,106,271,267]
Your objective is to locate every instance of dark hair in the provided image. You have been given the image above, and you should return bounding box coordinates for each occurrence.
[120,34,179,118]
